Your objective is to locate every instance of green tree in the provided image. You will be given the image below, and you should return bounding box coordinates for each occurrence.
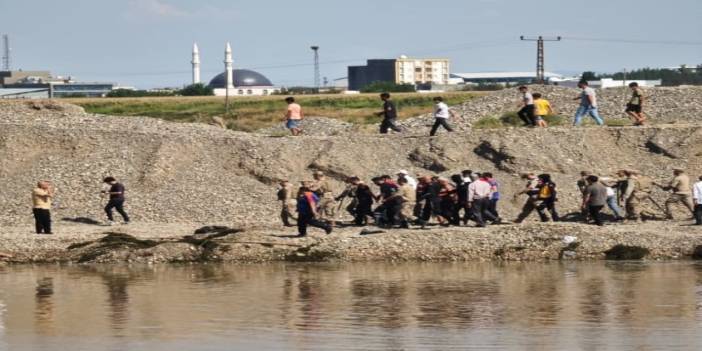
[360,81,416,93]
[179,83,214,96]
[581,71,598,81]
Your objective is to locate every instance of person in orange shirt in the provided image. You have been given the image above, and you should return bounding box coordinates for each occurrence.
[532,93,552,128]
[284,97,304,136]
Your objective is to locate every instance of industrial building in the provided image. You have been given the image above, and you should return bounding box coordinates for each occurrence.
[450,71,564,85]
[348,56,450,91]
[0,70,117,98]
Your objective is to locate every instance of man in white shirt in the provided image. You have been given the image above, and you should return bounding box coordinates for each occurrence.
[693,175,702,225]
[468,176,496,227]
[396,170,417,190]
[430,96,455,136]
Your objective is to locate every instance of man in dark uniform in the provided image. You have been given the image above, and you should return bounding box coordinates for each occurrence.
[376,93,402,134]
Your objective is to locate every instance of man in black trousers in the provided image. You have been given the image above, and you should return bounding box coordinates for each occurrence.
[377,93,402,134]
[102,177,130,225]
[582,175,608,226]
[32,181,54,234]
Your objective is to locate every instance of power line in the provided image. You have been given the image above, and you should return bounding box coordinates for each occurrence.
[2,35,10,71]
[520,36,561,84]
[562,36,702,46]
[310,46,320,89]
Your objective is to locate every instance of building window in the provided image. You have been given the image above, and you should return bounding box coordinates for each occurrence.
[247,89,253,95]
[238,90,244,95]
[263,90,268,95]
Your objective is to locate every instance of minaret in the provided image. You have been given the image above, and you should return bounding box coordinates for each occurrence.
[191,43,201,84]
[224,42,234,89]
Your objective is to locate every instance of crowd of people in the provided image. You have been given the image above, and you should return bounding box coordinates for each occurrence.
[279,169,702,237]
[283,80,649,136]
[24,82,682,237]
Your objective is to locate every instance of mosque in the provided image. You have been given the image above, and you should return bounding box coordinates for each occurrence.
[191,42,278,97]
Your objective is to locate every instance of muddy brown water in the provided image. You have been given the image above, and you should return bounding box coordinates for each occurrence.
[0,262,701,351]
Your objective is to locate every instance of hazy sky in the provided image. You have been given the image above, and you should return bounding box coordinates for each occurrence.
[1,0,700,88]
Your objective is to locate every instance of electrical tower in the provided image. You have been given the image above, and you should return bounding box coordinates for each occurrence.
[2,35,10,71]
[520,36,561,84]
[310,46,320,89]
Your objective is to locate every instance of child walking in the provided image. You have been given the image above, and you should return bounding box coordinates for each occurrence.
[533,93,553,128]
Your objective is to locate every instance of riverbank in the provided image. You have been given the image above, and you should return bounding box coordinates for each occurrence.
[1,221,701,264]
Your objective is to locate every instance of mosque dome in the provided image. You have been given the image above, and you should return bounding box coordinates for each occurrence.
[208,69,274,88]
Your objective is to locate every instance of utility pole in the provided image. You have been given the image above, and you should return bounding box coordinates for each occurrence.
[2,35,10,71]
[310,46,320,90]
[520,36,561,84]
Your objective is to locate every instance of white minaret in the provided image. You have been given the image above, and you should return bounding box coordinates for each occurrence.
[224,42,234,89]
[191,42,201,84]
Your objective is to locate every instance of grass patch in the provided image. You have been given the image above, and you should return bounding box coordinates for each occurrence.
[605,118,632,127]
[66,92,481,132]
[473,111,567,129]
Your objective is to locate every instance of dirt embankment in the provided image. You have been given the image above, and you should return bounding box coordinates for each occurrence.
[1,97,702,264]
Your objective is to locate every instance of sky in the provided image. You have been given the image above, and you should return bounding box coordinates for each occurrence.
[0,0,700,89]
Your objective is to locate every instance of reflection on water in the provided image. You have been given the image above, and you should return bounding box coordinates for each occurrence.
[0,262,701,350]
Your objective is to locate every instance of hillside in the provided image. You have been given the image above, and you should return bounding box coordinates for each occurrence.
[1,97,701,228]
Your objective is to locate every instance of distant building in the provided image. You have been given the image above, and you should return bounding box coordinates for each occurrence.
[209,69,278,97]
[348,56,450,91]
[194,42,279,97]
[450,71,563,85]
[1,70,117,98]
[0,87,49,99]
[553,77,662,89]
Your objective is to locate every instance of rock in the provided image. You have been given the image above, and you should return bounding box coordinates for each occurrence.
[604,245,650,260]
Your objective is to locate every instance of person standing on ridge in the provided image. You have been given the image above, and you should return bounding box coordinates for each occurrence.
[430,96,455,136]
[102,177,130,225]
[32,181,54,235]
[517,86,536,126]
[625,82,646,126]
[573,80,604,126]
[284,97,304,136]
[376,93,402,134]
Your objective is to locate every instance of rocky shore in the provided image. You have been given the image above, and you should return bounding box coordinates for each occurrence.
[2,88,702,265]
[1,221,701,264]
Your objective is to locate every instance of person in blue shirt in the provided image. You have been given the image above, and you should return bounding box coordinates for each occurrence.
[296,185,333,237]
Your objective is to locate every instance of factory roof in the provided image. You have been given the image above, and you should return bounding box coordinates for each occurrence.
[451,72,563,79]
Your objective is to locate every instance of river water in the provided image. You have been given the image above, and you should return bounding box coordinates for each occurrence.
[0,262,701,351]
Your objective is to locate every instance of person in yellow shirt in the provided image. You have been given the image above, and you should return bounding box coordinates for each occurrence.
[32,181,54,234]
[532,93,552,128]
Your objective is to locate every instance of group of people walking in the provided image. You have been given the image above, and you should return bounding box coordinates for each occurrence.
[30,177,130,234]
[278,168,702,237]
[283,80,649,136]
[517,80,647,127]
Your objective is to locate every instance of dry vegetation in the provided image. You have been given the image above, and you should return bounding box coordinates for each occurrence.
[64,92,483,132]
